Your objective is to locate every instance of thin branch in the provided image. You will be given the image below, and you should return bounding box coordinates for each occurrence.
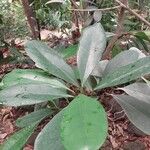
[70,0,84,20]
[21,0,40,39]
[69,5,121,12]
[102,0,128,60]
[115,0,150,27]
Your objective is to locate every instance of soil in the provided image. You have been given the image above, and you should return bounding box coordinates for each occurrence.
[0,41,150,150]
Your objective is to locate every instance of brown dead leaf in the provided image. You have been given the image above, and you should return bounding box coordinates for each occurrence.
[109,135,118,148]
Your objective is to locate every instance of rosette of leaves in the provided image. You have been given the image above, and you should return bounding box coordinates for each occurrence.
[0,22,150,150]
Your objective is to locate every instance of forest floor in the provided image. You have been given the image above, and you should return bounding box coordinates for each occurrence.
[0,31,150,150]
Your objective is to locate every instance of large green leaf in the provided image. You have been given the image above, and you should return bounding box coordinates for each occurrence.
[0,83,72,106]
[119,82,150,102]
[34,110,65,150]
[25,40,78,86]
[77,23,106,86]
[16,108,53,128]
[103,47,146,76]
[1,123,36,150]
[61,94,108,150]
[113,94,150,134]
[95,57,150,90]
[61,44,78,59]
[0,69,69,90]
[91,60,109,77]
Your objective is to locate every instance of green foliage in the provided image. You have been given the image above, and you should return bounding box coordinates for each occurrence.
[16,108,53,128]
[0,83,72,106]
[1,123,36,150]
[132,31,150,52]
[0,69,69,90]
[34,110,65,150]
[61,94,108,150]
[61,44,78,59]
[103,47,146,75]
[113,82,150,134]
[95,57,150,90]
[25,40,78,86]
[0,21,150,150]
[77,23,106,86]
[0,0,29,41]
[34,0,71,29]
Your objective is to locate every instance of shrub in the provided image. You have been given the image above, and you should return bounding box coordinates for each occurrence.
[0,21,150,150]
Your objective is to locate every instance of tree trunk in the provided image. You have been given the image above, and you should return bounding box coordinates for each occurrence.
[21,0,40,39]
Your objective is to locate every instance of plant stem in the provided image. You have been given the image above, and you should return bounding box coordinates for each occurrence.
[69,6,121,12]
[51,100,60,110]
[80,86,84,94]
[65,98,70,104]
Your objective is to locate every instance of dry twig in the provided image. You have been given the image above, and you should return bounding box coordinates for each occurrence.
[115,0,150,27]
[102,0,127,60]
[102,0,150,59]
[69,6,121,12]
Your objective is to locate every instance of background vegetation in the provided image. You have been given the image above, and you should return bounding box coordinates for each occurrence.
[0,0,150,150]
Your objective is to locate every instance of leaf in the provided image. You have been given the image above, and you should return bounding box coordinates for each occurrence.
[135,37,149,52]
[84,77,94,90]
[91,60,109,77]
[131,38,141,50]
[72,66,80,79]
[0,69,69,90]
[0,83,72,106]
[72,66,94,90]
[134,31,150,42]
[93,11,102,22]
[113,94,150,134]
[34,110,65,150]
[95,57,150,90]
[77,23,106,86]
[119,83,150,102]
[103,47,146,76]
[143,31,150,38]
[61,94,108,150]
[106,32,115,38]
[25,40,78,86]
[133,31,150,52]
[61,44,78,59]
[111,44,122,58]
[16,108,53,128]
[1,123,36,150]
